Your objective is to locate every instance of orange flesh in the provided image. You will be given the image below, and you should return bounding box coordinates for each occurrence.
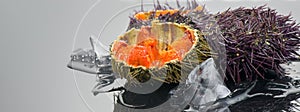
[172,30,195,57]
[134,9,179,21]
[112,26,195,68]
[134,6,203,21]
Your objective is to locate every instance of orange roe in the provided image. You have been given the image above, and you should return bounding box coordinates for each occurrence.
[112,29,195,68]
[134,9,179,21]
[127,45,151,68]
[133,6,203,21]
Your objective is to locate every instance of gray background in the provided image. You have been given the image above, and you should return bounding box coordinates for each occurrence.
[0,0,299,112]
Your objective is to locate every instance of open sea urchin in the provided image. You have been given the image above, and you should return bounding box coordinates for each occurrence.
[216,5,300,84]
[110,0,225,84]
[111,20,210,83]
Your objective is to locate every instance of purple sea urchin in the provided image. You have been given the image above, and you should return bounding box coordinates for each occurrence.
[216,5,300,83]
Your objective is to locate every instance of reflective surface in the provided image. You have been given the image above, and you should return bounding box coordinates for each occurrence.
[67,41,300,111]
[67,1,300,112]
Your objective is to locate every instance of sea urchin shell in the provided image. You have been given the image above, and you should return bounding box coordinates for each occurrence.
[111,20,211,83]
[216,5,300,83]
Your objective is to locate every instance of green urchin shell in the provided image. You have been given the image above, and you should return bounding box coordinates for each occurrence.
[111,21,211,84]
